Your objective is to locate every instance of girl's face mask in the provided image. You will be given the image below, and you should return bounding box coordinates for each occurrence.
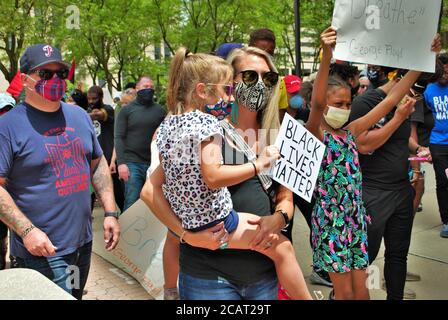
[204,98,233,120]
[324,106,350,129]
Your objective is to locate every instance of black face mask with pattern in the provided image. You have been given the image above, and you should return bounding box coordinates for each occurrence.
[234,80,271,112]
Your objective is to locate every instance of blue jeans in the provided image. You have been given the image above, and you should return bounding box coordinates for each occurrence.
[16,241,92,300]
[124,162,149,211]
[179,272,278,300]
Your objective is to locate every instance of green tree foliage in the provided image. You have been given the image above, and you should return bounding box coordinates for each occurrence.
[0,0,446,94]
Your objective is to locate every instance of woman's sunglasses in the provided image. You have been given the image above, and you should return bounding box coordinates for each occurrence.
[31,68,69,80]
[239,70,279,87]
[206,83,234,96]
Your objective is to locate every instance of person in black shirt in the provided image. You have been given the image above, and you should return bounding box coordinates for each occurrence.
[348,35,441,300]
[87,86,124,212]
[115,76,166,211]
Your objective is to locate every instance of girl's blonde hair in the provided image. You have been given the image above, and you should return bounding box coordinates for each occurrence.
[167,47,233,115]
[227,46,280,144]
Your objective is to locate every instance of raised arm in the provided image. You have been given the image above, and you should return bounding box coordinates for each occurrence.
[347,70,421,138]
[306,26,337,141]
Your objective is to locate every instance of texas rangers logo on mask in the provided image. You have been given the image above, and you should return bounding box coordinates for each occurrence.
[43,45,53,57]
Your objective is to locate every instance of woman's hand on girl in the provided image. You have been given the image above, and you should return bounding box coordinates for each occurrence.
[247,215,282,251]
[183,222,229,250]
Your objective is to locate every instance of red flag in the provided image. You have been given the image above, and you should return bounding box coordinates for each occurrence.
[6,71,23,98]
[67,58,75,84]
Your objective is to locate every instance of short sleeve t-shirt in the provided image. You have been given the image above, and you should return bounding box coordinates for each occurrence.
[349,89,411,190]
[409,99,434,147]
[0,102,103,258]
[156,109,233,230]
[88,104,115,164]
[179,134,276,286]
[424,82,448,145]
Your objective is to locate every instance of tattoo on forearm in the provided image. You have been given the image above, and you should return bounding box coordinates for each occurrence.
[0,189,32,235]
[92,156,114,201]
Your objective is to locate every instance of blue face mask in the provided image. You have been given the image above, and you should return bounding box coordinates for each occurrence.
[205,98,232,121]
[289,94,304,109]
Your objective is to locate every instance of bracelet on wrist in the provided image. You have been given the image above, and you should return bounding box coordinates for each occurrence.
[250,161,258,176]
[20,224,35,238]
[179,230,187,244]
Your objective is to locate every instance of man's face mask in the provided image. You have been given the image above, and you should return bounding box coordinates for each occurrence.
[324,106,350,129]
[205,98,233,120]
[26,70,67,102]
[367,70,379,83]
[137,88,154,105]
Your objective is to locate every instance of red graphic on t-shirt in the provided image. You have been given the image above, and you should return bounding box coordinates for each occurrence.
[45,133,85,177]
[45,133,89,197]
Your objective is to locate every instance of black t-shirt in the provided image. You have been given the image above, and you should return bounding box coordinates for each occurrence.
[349,89,411,190]
[88,104,115,164]
[409,99,434,147]
[179,135,277,286]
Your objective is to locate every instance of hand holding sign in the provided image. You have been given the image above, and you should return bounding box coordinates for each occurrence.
[255,145,281,173]
[320,27,338,53]
[272,114,325,203]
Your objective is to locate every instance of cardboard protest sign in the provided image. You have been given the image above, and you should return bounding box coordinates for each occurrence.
[332,0,441,72]
[93,200,166,299]
[272,113,325,202]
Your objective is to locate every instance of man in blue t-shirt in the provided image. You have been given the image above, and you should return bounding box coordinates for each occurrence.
[424,53,448,238]
[0,44,120,299]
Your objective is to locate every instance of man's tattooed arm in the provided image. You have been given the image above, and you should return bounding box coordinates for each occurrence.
[91,156,117,213]
[0,178,33,237]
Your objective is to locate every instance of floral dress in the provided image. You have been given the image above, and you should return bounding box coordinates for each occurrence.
[311,130,370,273]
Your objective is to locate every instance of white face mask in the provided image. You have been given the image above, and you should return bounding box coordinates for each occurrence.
[323,106,350,129]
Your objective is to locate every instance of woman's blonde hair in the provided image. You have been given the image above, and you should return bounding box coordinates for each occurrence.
[227,46,280,143]
[167,47,233,115]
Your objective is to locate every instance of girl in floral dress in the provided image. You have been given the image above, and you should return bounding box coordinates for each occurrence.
[307,27,425,300]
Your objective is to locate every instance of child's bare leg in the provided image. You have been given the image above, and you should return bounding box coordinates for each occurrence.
[328,272,354,300]
[351,269,370,300]
[227,212,312,300]
[163,231,180,291]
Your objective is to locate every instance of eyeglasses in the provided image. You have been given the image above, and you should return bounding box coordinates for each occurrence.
[206,83,234,96]
[239,70,279,87]
[31,68,69,80]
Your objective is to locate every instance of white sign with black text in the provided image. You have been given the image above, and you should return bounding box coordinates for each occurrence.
[272,113,325,203]
[332,0,441,73]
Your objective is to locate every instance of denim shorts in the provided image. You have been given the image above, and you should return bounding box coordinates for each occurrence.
[171,209,240,237]
[179,272,278,300]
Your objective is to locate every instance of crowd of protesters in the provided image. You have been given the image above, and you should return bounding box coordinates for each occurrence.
[0,23,446,302]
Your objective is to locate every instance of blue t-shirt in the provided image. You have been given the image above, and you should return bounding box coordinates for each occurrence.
[0,102,103,258]
[424,83,448,145]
